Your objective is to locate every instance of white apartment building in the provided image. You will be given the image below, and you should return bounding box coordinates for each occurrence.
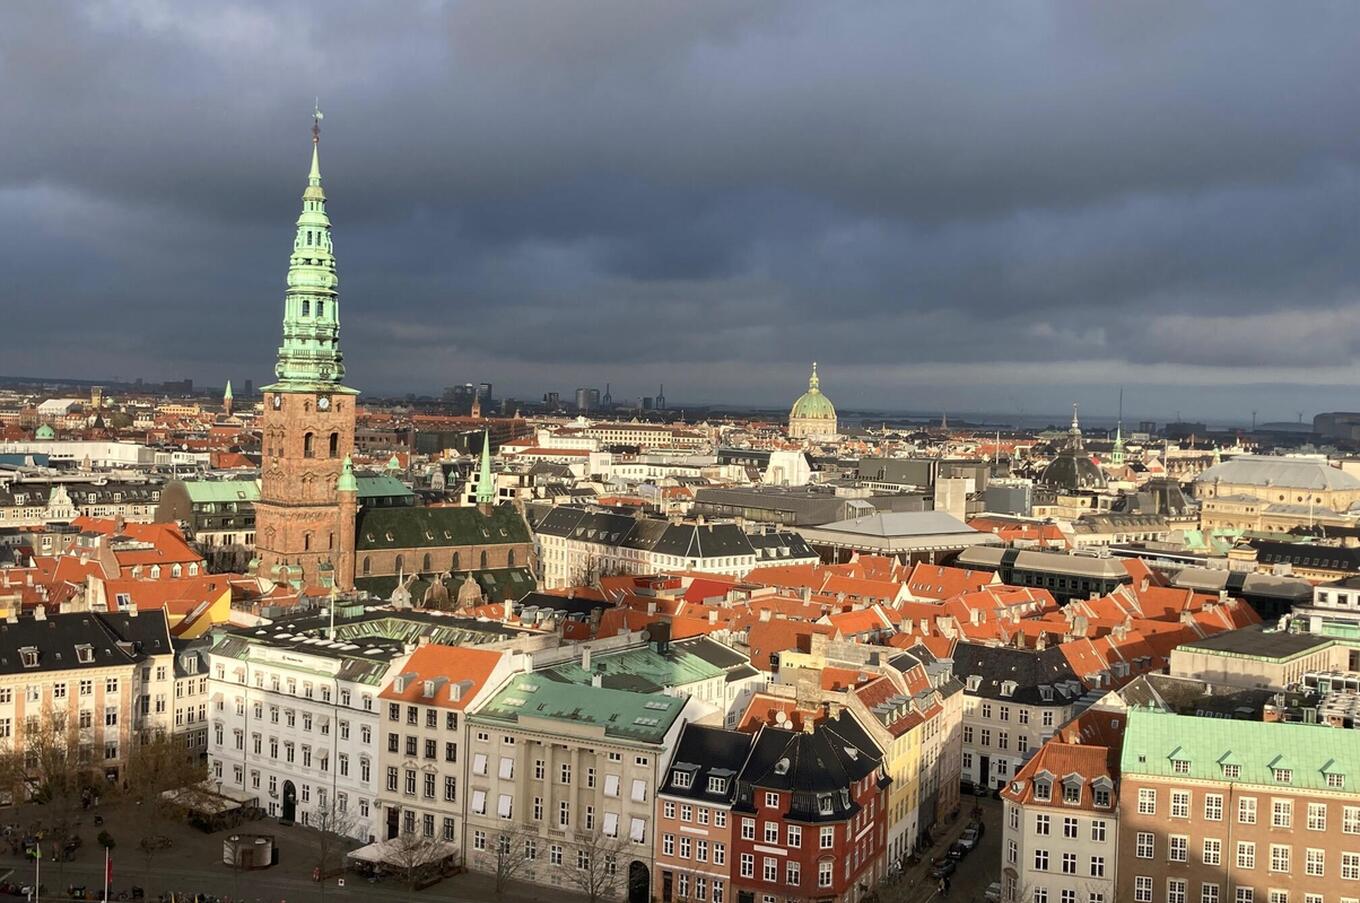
[206,629,402,841]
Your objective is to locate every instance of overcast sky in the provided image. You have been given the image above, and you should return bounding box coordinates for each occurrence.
[3,2,1357,423]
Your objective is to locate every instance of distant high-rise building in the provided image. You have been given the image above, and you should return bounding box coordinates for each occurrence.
[575,387,600,412]
[544,392,560,410]
[478,382,493,403]
[243,379,254,398]
[641,397,654,411]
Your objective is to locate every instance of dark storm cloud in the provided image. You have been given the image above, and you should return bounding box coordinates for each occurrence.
[1,0,1357,421]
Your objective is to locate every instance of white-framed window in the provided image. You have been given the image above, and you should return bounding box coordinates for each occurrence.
[1136,833,1154,859]
[1204,838,1222,866]
[1205,794,1223,821]
[1138,788,1156,815]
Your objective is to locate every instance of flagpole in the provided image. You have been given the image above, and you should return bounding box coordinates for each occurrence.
[103,846,110,903]
[34,842,39,903]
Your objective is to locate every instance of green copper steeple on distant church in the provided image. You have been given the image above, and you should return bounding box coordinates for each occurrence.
[475,430,496,507]
[267,103,354,394]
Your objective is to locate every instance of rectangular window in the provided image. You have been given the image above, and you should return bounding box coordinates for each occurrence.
[1136,832,1154,859]
[1138,788,1157,815]
[1306,848,1324,877]
[1135,877,1153,903]
[1269,844,1290,874]
[1205,794,1224,821]
[1307,803,1326,831]
[1239,797,1257,824]
[1172,791,1190,818]
[1170,835,1188,863]
[1237,842,1255,870]
[1272,800,1292,829]
[1204,838,1222,866]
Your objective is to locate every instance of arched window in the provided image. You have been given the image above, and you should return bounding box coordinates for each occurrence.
[452,551,460,571]
[422,553,432,573]
[507,549,516,568]
[480,550,489,569]
[329,433,339,457]
[362,557,371,576]
[395,555,404,575]
[150,565,161,579]
[328,532,335,550]
[171,564,182,578]
[304,533,312,552]
[304,433,315,458]
[317,301,325,317]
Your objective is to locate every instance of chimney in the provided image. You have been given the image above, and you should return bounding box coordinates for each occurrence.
[801,586,812,604]
[33,604,45,621]
[1139,576,1150,592]
[759,608,772,622]
[591,673,603,688]
[708,609,719,625]
[647,601,657,616]
[581,647,592,672]
[503,597,516,622]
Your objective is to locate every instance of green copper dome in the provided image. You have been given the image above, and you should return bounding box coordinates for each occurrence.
[35,424,55,440]
[790,362,837,421]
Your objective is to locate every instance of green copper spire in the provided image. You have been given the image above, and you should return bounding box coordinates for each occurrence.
[267,104,353,393]
[224,379,233,400]
[475,430,496,506]
[336,455,358,492]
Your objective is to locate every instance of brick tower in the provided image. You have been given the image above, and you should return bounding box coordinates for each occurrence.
[253,106,359,589]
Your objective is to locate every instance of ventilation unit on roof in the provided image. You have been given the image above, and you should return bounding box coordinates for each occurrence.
[773,757,790,775]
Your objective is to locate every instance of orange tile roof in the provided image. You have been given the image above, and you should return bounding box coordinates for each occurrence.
[377,644,505,710]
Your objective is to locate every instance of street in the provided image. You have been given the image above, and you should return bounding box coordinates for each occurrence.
[879,792,1002,903]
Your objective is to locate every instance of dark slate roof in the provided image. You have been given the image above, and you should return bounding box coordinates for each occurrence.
[356,503,531,551]
[735,717,884,822]
[951,641,1084,706]
[0,481,162,508]
[1118,673,1277,720]
[747,530,817,561]
[1249,540,1360,574]
[535,505,786,561]
[354,567,536,604]
[660,723,755,803]
[1040,450,1107,492]
[0,609,172,675]
[514,591,609,618]
[1177,623,1333,659]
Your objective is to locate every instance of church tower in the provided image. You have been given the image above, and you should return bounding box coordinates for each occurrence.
[253,107,359,589]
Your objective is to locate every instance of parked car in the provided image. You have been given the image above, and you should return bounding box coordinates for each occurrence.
[957,826,981,850]
[970,818,987,838]
[929,857,957,880]
[947,840,970,860]
[985,881,1003,902]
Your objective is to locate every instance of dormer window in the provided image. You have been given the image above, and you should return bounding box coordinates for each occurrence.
[1034,780,1051,802]
[672,770,693,789]
[1273,768,1292,784]
[707,776,728,794]
[1093,787,1111,808]
[1325,772,1345,789]
[19,648,39,669]
[965,675,982,692]
[1222,764,1240,779]
[817,794,834,815]
[1062,781,1081,805]
[1172,759,1190,774]
[75,645,94,664]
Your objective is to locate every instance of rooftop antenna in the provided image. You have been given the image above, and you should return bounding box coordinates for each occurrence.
[1251,411,1258,431]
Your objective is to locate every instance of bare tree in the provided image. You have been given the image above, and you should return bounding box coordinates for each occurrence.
[385,830,450,899]
[122,729,209,813]
[561,832,629,903]
[487,826,534,899]
[310,800,357,903]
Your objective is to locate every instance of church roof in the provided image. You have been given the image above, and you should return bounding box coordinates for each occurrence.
[356,504,530,551]
[790,362,836,421]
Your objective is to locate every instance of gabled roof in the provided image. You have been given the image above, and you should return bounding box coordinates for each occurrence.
[378,644,504,710]
[660,723,755,803]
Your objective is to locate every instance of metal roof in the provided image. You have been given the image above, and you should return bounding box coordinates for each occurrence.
[1194,455,1360,491]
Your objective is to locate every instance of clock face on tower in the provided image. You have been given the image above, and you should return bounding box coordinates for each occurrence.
[272,395,282,410]
[318,396,331,411]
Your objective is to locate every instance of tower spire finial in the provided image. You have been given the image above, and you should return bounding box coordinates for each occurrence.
[313,98,323,144]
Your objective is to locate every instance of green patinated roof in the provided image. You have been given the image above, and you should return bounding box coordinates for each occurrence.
[539,640,727,694]
[353,567,534,604]
[356,504,530,550]
[267,118,353,394]
[35,424,55,440]
[355,473,412,500]
[789,362,836,421]
[183,480,260,504]
[1121,709,1359,793]
[475,672,687,744]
